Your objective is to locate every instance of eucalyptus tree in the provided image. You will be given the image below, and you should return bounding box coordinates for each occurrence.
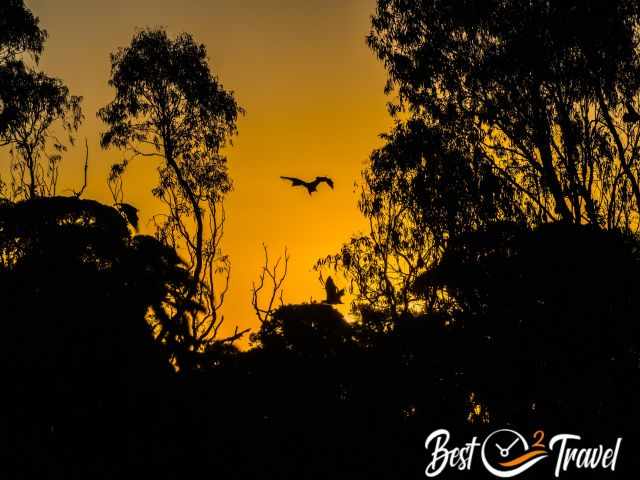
[99,28,244,361]
[0,65,82,199]
[317,118,517,320]
[0,1,82,200]
[322,1,640,320]
[0,0,46,64]
[368,0,640,231]
[0,0,47,140]
[0,0,45,138]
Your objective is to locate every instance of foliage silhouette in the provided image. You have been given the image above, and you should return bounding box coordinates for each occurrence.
[368,0,640,230]
[315,120,498,319]
[0,196,195,477]
[0,1,82,201]
[0,0,46,139]
[0,64,83,199]
[308,2,640,476]
[323,0,640,326]
[2,1,640,478]
[0,0,46,64]
[419,222,640,432]
[252,303,355,357]
[99,28,244,364]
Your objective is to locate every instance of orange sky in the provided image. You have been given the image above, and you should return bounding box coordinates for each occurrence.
[21,0,392,339]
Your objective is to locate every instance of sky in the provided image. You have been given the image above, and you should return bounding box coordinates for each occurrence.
[23,0,392,341]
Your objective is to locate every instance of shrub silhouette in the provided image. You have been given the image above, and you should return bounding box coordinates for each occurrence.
[423,222,640,436]
[0,196,191,477]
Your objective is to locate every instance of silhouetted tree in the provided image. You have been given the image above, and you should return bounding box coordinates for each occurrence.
[0,0,46,139]
[0,64,82,199]
[315,125,498,321]
[252,303,355,358]
[99,28,244,364]
[0,0,46,64]
[368,0,640,230]
[421,222,640,433]
[324,0,640,328]
[0,1,82,200]
[0,196,195,476]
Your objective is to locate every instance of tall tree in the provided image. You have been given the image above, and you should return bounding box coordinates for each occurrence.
[99,28,244,362]
[317,118,517,320]
[368,0,640,231]
[322,0,640,320]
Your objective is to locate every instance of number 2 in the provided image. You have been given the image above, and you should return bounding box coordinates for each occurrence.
[532,430,545,449]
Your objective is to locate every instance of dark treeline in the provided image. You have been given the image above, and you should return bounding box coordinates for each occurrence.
[1,1,640,478]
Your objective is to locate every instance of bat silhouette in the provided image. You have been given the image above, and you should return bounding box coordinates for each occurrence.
[280,176,334,195]
[323,276,345,305]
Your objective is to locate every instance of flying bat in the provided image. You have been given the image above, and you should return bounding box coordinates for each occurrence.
[280,176,334,195]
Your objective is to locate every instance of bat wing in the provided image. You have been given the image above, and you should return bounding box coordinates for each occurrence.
[316,176,334,189]
[280,176,306,187]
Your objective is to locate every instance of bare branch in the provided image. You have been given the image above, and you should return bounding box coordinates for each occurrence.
[251,244,289,323]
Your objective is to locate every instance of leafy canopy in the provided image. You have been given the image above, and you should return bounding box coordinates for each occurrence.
[368,0,640,229]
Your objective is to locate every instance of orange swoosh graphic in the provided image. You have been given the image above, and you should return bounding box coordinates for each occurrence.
[499,449,547,468]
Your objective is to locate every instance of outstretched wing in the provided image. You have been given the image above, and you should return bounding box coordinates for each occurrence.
[324,276,344,304]
[316,176,334,189]
[280,176,307,187]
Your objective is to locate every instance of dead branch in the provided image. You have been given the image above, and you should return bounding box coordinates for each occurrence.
[251,244,289,323]
[72,139,89,198]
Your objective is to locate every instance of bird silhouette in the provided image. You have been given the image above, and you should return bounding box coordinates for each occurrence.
[280,176,334,195]
[323,276,345,305]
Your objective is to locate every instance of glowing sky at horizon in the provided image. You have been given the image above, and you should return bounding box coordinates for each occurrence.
[18,0,392,340]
